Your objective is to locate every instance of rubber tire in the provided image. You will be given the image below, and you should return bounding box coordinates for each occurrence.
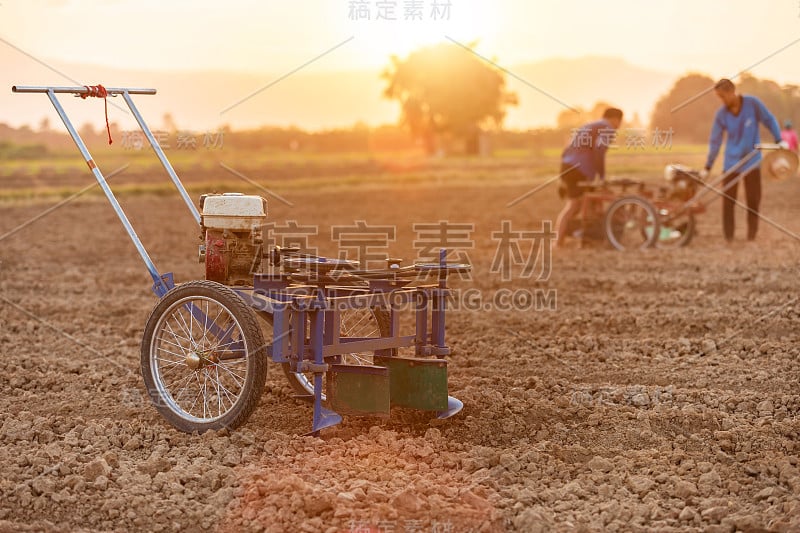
[141,280,267,433]
[281,308,392,401]
[604,195,659,251]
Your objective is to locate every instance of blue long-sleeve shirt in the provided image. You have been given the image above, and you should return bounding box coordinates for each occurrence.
[562,119,615,180]
[705,95,782,173]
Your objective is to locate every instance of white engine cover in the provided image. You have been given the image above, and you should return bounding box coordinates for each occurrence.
[201,193,267,232]
[664,164,692,182]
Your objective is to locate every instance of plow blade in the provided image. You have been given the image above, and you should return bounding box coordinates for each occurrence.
[328,364,390,417]
[374,356,449,412]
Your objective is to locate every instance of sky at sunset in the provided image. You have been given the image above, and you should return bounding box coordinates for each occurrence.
[2,0,800,130]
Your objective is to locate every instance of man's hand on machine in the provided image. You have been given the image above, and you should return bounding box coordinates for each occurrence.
[779,140,790,150]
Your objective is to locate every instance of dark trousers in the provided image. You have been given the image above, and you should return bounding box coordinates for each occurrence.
[722,167,761,241]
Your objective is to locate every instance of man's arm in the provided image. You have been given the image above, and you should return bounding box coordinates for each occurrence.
[704,110,724,170]
[756,98,782,142]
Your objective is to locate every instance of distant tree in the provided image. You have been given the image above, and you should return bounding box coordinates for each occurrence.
[649,73,718,143]
[737,73,797,133]
[382,42,518,155]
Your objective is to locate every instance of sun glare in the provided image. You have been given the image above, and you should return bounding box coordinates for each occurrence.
[334,1,498,68]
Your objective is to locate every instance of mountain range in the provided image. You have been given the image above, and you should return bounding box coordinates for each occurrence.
[1,47,677,132]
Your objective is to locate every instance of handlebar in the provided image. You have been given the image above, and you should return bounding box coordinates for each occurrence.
[12,86,156,95]
[755,143,783,151]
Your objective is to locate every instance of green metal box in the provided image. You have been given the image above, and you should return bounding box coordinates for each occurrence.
[328,364,390,417]
[373,356,449,411]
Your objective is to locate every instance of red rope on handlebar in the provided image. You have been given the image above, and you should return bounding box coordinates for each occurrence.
[80,84,113,145]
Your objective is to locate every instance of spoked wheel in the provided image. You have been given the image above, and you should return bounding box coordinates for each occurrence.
[141,281,267,433]
[656,208,695,248]
[604,195,659,251]
[282,308,391,401]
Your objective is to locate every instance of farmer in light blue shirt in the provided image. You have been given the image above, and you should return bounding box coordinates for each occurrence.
[702,78,783,242]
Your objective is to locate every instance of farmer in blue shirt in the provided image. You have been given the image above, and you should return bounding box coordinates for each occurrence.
[702,78,784,241]
[556,107,623,247]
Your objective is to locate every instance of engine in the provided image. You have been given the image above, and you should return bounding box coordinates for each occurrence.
[198,193,268,286]
[663,164,700,202]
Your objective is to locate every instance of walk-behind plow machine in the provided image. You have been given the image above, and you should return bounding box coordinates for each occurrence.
[13,85,470,435]
[563,144,798,251]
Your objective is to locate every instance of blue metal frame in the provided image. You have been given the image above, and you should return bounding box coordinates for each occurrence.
[248,249,467,433]
[12,85,190,297]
